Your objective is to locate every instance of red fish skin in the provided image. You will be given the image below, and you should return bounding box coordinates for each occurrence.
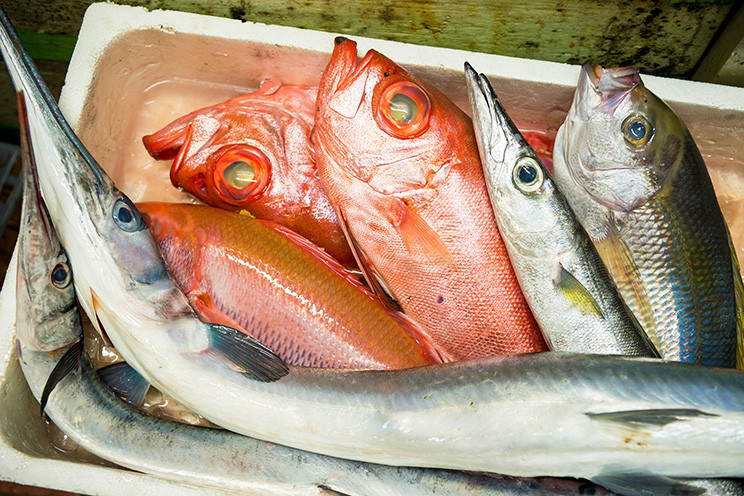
[142,82,356,267]
[137,202,444,369]
[312,38,547,360]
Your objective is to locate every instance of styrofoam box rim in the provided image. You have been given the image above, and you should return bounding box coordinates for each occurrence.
[2,2,744,494]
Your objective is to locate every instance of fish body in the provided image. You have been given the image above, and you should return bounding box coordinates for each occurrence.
[312,37,546,360]
[138,202,442,369]
[14,91,590,496]
[552,64,741,368]
[143,81,356,267]
[464,64,656,356]
[8,14,744,485]
[466,65,744,496]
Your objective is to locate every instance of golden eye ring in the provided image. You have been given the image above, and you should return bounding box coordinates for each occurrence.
[622,114,654,147]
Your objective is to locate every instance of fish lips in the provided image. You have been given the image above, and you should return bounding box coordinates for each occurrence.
[574,63,641,119]
[318,37,378,120]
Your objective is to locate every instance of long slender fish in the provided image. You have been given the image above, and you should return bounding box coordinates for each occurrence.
[6,11,744,484]
[464,65,744,496]
[15,93,606,496]
[551,63,742,368]
[464,63,655,356]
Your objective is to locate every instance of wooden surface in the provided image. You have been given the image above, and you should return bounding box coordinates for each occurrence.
[1,0,742,135]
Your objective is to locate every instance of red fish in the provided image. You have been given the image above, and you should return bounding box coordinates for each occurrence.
[311,38,548,360]
[142,81,355,267]
[137,202,444,369]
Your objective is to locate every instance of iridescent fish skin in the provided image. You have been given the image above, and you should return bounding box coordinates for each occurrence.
[143,82,356,267]
[138,202,443,369]
[552,63,742,368]
[312,37,546,360]
[465,64,656,357]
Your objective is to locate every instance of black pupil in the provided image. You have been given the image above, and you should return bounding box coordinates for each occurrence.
[518,164,538,184]
[117,205,133,224]
[629,120,646,140]
[52,265,67,284]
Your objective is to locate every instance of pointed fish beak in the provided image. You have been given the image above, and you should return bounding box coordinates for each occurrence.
[464,62,519,178]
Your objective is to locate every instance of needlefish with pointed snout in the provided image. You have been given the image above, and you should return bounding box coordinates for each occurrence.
[15,93,609,496]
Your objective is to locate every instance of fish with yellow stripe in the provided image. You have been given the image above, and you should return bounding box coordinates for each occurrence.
[551,63,743,368]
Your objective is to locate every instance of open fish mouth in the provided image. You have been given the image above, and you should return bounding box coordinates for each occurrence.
[583,63,641,115]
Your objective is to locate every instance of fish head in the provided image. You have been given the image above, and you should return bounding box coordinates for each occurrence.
[15,94,80,352]
[314,37,472,200]
[143,85,319,219]
[466,64,569,257]
[561,63,688,213]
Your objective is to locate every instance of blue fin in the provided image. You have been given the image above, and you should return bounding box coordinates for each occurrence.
[40,340,82,418]
[586,409,718,427]
[98,362,150,408]
[207,324,289,381]
[591,473,706,496]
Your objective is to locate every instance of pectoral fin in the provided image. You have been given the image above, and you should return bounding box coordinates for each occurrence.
[586,408,718,427]
[395,201,455,266]
[40,340,82,417]
[206,324,289,382]
[556,264,604,319]
[98,362,150,408]
[595,215,658,345]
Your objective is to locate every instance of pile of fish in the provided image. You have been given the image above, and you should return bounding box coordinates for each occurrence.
[3,5,744,496]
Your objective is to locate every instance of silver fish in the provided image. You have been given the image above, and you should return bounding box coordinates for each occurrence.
[464,63,656,357]
[551,63,742,368]
[5,8,744,485]
[465,64,744,496]
[11,87,610,496]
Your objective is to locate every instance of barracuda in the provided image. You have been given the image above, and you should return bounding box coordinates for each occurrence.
[464,63,656,357]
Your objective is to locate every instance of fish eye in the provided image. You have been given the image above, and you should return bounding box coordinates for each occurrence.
[50,262,71,289]
[212,145,272,205]
[113,197,146,233]
[375,80,431,139]
[622,114,654,147]
[512,156,543,194]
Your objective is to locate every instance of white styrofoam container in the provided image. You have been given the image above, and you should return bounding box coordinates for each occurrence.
[2,3,744,493]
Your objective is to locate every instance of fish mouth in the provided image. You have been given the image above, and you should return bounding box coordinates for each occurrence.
[579,63,640,115]
[316,37,376,118]
[464,62,526,181]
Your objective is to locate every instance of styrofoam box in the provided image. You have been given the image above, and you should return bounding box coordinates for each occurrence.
[2,2,744,493]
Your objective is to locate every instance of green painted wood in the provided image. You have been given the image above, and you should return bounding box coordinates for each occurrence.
[18,32,76,61]
[2,0,737,77]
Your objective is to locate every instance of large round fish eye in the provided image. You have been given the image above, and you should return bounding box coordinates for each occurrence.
[375,80,431,139]
[622,114,654,147]
[51,262,72,289]
[212,145,272,205]
[113,197,146,233]
[512,156,543,194]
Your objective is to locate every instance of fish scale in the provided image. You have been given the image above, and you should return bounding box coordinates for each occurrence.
[139,202,442,369]
[312,38,547,360]
[553,63,740,368]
